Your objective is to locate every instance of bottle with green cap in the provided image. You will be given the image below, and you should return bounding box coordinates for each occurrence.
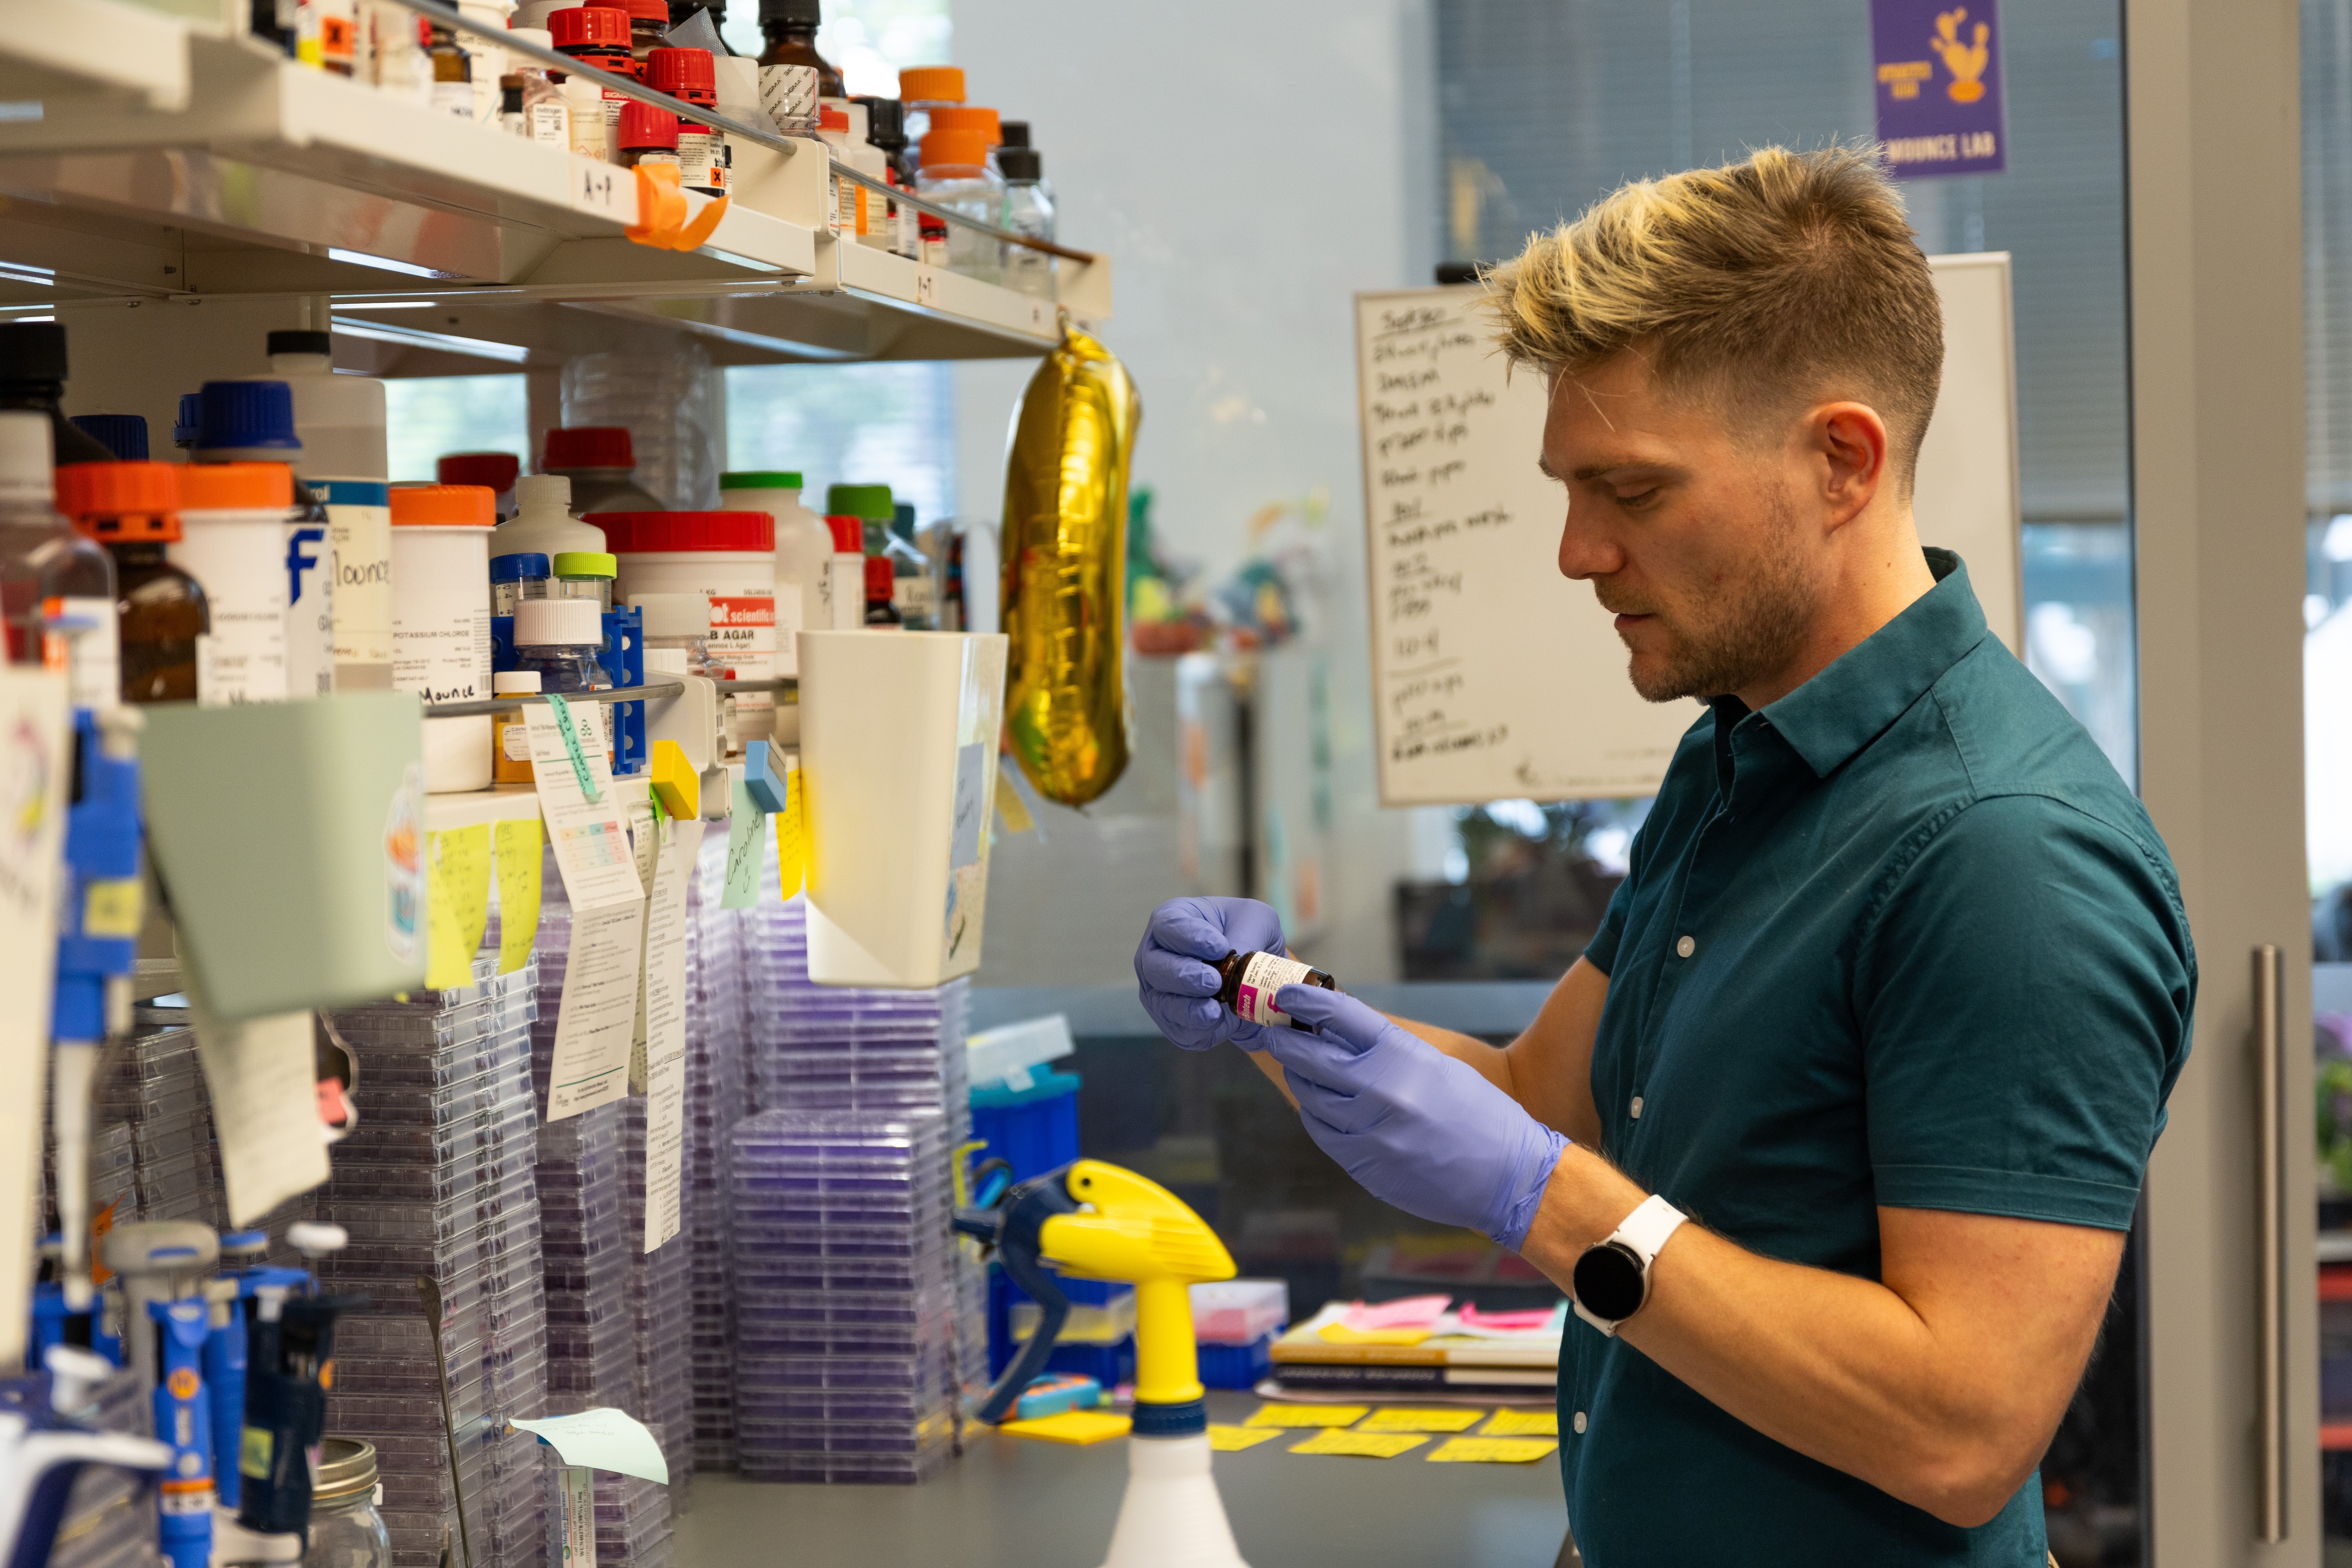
[721,469,830,678]
[552,550,618,610]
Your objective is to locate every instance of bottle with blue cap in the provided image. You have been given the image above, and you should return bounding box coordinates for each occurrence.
[266,331,391,692]
[190,379,335,699]
[70,413,150,462]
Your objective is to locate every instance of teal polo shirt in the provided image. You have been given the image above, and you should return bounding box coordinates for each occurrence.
[1563,550,2195,1567]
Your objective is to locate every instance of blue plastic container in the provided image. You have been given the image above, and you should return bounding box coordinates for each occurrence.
[970,1069,1081,1183]
[1197,1332,1274,1390]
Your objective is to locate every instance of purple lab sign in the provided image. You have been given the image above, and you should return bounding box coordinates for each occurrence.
[1871,0,2006,179]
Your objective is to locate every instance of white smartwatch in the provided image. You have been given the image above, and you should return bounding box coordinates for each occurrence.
[1570,1194,1687,1336]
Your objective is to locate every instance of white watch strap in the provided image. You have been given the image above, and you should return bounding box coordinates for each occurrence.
[1609,1193,1687,1267]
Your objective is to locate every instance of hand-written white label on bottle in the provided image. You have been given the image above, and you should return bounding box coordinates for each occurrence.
[392,607,490,705]
[1233,951,1318,1027]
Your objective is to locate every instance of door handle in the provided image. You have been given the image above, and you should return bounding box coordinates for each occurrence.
[2256,942,2286,1544]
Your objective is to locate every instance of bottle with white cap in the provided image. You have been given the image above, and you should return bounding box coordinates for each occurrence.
[264,331,390,692]
[490,473,607,562]
[513,597,612,695]
[0,409,120,710]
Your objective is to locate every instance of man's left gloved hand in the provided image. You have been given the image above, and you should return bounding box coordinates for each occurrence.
[1263,985,1569,1253]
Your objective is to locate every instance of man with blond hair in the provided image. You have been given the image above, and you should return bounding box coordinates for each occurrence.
[1134,146,2193,1564]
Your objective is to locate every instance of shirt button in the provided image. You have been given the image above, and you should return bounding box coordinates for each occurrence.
[1630,1096,1643,1119]
[1573,1411,1588,1434]
[1675,935,1696,958]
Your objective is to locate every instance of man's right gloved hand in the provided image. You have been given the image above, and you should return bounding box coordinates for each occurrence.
[1134,897,1288,1051]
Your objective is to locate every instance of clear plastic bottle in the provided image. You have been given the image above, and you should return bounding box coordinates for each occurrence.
[630,591,719,675]
[0,411,120,709]
[56,461,210,706]
[540,430,663,514]
[513,597,613,693]
[915,128,1005,284]
[505,26,570,146]
[552,550,618,609]
[884,502,933,629]
[896,64,962,145]
[999,144,1056,300]
[0,322,115,469]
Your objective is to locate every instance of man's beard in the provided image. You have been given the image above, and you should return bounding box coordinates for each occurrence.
[1612,496,1820,703]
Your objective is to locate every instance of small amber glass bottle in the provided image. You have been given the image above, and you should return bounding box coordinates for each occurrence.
[1215,950,1337,1030]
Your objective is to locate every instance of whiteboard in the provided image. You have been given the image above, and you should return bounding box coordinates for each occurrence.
[1355,252,2022,807]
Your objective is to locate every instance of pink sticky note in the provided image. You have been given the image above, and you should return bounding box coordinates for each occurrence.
[1458,1305,1557,1333]
[1342,1295,1453,1332]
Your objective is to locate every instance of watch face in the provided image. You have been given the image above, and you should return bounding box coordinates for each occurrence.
[1572,1241,1647,1323]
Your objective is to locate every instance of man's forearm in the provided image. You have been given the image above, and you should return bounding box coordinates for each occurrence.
[1517,1149,2114,1528]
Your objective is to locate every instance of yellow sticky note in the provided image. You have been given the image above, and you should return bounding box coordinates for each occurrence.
[1288,1429,1429,1459]
[1358,1407,1486,1434]
[776,767,804,898]
[1246,1404,1368,1429]
[1207,1424,1285,1452]
[426,825,492,989]
[999,1409,1131,1445]
[1425,1437,1559,1464]
[493,818,543,976]
[1480,1409,1558,1438]
[1318,1323,1432,1347]
[995,761,1035,834]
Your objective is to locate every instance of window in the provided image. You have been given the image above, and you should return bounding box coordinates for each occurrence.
[382,374,528,483]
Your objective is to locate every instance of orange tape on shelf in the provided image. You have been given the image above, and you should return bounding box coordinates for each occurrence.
[625,163,730,252]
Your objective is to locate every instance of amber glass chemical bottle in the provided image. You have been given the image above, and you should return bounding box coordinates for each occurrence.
[756,0,842,98]
[1215,950,1337,1031]
[56,462,211,705]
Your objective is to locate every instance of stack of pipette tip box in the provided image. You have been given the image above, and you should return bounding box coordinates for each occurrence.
[69,1015,224,1232]
[685,836,751,1472]
[528,847,671,1565]
[47,1361,157,1568]
[729,1109,959,1483]
[315,952,548,1568]
[747,896,986,1402]
[621,1094,693,1501]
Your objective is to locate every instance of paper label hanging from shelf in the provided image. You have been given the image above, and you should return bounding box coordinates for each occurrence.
[0,670,70,1371]
[511,1408,670,1484]
[494,818,543,975]
[191,998,331,1226]
[640,818,700,1252]
[528,701,647,1121]
[425,824,492,990]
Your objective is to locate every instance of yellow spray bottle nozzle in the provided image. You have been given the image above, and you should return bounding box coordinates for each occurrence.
[1038,1161,1234,1409]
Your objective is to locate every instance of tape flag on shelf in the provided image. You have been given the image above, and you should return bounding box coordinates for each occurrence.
[494,818,543,975]
[426,824,493,990]
[721,777,768,909]
[776,766,805,899]
[625,163,729,252]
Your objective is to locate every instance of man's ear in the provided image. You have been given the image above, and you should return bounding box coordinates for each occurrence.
[1814,402,1891,529]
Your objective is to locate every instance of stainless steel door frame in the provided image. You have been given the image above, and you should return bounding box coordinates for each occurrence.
[2130,0,2318,1561]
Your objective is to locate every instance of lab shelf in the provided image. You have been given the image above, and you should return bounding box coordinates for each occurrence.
[0,21,1110,368]
[0,0,193,115]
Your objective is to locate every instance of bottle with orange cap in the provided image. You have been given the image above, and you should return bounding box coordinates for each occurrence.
[916,125,1005,284]
[389,483,498,793]
[0,409,120,710]
[56,460,212,706]
[897,64,962,144]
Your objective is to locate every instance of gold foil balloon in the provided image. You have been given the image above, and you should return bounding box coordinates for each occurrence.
[1002,326,1142,806]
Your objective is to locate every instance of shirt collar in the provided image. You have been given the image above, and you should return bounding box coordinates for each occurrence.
[1748,548,1990,779]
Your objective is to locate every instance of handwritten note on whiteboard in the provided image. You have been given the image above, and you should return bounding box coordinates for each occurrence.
[1355,287,1692,807]
[1354,257,2020,808]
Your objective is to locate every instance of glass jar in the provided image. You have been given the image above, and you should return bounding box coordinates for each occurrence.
[514,597,613,694]
[303,1439,389,1568]
[490,551,550,618]
[552,550,618,610]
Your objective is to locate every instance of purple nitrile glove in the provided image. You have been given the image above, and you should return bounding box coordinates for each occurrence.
[1134,897,1287,1052]
[1263,983,1570,1252]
